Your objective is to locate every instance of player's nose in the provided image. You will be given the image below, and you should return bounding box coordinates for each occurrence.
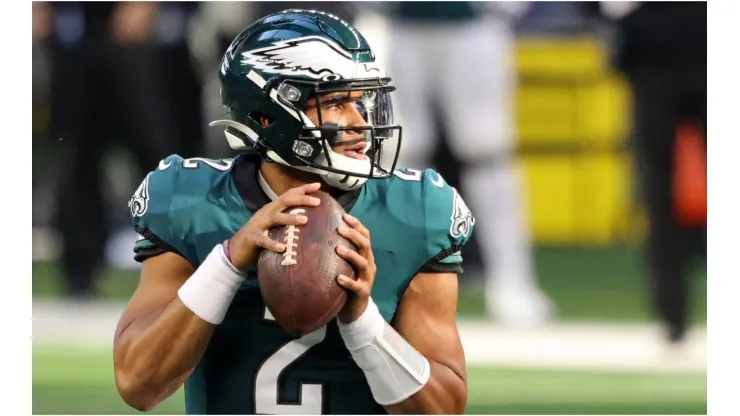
[344,103,369,137]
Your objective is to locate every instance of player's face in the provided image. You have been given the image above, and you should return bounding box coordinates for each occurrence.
[303,91,369,160]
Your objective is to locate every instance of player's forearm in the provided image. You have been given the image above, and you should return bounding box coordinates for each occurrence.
[338,298,468,414]
[114,299,215,411]
[384,362,467,414]
[115,245,245,411]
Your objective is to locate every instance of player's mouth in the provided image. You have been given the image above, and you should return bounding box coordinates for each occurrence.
[336,140,368,160]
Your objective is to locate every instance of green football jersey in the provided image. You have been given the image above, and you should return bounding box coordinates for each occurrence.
[129,153,475,415]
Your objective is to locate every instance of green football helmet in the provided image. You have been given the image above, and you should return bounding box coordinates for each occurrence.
[210,9,402,191]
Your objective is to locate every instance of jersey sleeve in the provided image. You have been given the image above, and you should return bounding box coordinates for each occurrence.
[418,169,475,273]
[129,154,191,264]
[132,234,169,263]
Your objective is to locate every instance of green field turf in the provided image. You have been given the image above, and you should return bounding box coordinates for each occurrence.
[32,246,708,323]
[33,346,706,415]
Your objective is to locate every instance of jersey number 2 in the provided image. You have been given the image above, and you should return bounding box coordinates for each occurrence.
[255,308,327,414]
[182,157,234,171]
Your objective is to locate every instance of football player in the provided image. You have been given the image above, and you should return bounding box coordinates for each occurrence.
[113,10,474,415]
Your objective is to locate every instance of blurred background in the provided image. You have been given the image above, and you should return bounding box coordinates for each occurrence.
[32,1,707,414]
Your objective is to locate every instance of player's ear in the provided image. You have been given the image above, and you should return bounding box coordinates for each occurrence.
[260,116,271,128]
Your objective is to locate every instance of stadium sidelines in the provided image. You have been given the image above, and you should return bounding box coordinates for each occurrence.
[32,300,706,375]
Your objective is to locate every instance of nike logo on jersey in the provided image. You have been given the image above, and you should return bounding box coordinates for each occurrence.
[159,159,172,170]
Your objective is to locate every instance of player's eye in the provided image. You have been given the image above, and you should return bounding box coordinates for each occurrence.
[329,102,345,112]
[321,97,349,112]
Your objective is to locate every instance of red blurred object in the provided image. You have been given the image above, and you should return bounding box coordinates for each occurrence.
[673,120,706,226]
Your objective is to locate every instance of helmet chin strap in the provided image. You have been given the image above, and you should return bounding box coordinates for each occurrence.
[209,119,370,191]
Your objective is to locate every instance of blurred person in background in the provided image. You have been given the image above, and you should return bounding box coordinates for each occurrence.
[33,2,55,232]
[155,2,204,160]
[597,2,707,343]
[39,2,189,299]
[106,2,205,269]
[360,1,554,327]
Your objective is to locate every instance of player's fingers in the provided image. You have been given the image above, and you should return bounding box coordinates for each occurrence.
[343,214,370,239]
[338,225,370,252]
[277,193,321,210]
[248,232,286,253]
[338,224,375,265]
[336,245,369,273]
[268,212,308,228]
[342,214,375,264]
[336,274,366,295]
[290,182,322,194]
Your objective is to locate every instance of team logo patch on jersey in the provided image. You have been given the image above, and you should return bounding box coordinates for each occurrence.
[240,35,382,81]
[450,189,474,239]
[128,173,151,218]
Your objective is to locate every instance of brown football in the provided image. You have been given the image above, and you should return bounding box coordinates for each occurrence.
[257,190,357,335]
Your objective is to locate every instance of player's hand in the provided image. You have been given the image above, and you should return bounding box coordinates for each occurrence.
[335,214,376,323]
[225,182,322,271]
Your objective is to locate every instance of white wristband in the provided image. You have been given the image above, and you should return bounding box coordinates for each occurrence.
[177,244,245,325]
[338,298,431,406]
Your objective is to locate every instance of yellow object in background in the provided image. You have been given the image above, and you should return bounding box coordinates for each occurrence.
[520,155,576,243]
[514,37,635,245]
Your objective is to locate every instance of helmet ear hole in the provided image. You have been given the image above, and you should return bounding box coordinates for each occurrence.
[248,110,274,128]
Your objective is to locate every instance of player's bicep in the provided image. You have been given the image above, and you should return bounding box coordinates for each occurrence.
[392,272,466,381]
[115,252,195,343]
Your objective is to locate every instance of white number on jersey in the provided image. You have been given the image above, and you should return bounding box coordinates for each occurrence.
[254,308,327,414]
[182,157,234,171]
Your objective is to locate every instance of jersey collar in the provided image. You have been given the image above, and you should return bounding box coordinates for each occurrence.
[257,170,280,201]
[232,153,362,214]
